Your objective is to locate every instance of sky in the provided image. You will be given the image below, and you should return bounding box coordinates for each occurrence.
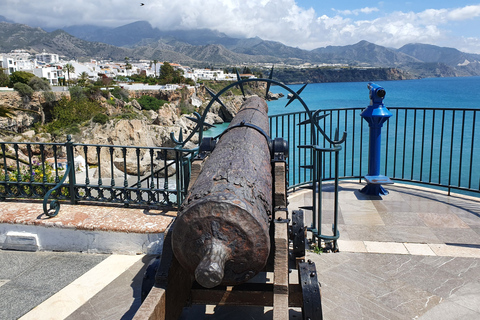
[2,0,480,53]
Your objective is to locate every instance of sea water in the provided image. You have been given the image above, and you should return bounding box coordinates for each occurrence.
[267,76,480,114]
[203,76,480,193]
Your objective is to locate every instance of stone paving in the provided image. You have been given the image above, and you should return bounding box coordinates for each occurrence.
[290,181,480,320]
[0,181,479,319]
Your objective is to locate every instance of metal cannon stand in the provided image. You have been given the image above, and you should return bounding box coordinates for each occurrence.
[134,74,330,320]
[135,158,322,320]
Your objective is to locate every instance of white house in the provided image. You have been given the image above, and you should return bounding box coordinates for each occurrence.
[33,66,63,85]
[191,69,237,81]
[35,51,59,64]
[0,55,18,74]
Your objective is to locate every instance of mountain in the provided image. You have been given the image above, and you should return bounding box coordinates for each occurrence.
[62,21,241,48]
[2,20,480,78]
[0,22,131,60]
[312,40,421,66]
[0,16,14,23]
[397,43,480,66]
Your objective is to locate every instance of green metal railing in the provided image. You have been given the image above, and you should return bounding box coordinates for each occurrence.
[0,135,195,216]
[269,107,480,196]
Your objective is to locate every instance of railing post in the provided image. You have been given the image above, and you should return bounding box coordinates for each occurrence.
[360,83,393,196]
[66,135,77,204]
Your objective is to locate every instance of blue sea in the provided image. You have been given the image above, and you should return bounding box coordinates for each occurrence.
[267,76,480,114]
[204,76,480,193]
[206,76,480,136]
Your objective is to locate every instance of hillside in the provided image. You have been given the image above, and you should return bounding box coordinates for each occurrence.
[2,20,480,79]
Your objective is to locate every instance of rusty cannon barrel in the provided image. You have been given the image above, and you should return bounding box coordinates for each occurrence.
[172,96,273,288]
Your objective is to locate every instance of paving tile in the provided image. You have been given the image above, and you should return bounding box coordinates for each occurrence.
[344,225,394,242]
[455,211,480,226]
[372,200,413,213]
[404,243,436,256]
[428,244,480,258]
[449,281,480,313]
[337,240,367,253]
[419,212,470,229]
[362,279,442,319]
[341,209,384,226]
[364,241,409,254]
[431,227,480,245]
[386,226,441,243]
[417,301,480,320]
[379,211,427,226]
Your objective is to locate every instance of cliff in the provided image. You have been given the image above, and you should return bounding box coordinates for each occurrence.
[272,67,416,84]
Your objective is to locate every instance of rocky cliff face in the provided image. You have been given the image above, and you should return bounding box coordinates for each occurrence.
[0,85,242,150]
[0,91,68,133]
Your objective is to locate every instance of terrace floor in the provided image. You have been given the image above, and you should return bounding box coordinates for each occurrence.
[1,181,480,319]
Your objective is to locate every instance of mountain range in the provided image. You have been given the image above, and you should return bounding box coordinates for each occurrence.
[1,18,480,77]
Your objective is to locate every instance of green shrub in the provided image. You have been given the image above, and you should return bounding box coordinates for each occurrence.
[116,112,142,120]
[92,113,109,124]
[45,96,103,135]
[69,85,87,102]
[28,76,51,91]
[9,71,35,87]
[13,82,34,99]
[137,95,167,111]
[110,86,130,101]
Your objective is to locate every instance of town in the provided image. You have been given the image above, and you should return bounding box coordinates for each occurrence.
[0,49,257,91]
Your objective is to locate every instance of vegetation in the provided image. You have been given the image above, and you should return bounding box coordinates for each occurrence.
[9,71,35,87]
[13,82,34,99]
[44,86,103,136]
[110,87,130,101]
[136,95,167,111]
[28,76,51,91]
[64,63,75,86]
[0,68,9,87]
[92,113,109,124]
[126,62,195,86]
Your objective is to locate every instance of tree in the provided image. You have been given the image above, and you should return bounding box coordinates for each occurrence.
[0,68,9,87]
[64,63,75,86]
[9,71,35,87]
[13,82,34,104]
[78,72,89,87]
[28,76,51,91]
[153,59,158,78]
[125,57,132,70]
[159,62,176,84]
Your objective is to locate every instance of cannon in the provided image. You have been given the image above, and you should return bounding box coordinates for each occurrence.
[135,96,322,320]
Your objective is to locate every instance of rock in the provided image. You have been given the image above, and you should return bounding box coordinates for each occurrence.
[92,161,123,179]
[154,103,179,127]
[205,112,224,126]
[266,92,284,101]
[130,99,142,110]
[22,130,36,139]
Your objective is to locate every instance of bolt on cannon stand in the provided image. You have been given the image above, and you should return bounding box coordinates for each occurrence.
[135,95,323,320]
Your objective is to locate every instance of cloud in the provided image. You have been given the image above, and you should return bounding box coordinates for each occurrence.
[333,7,379,16]
[1,1,480,53]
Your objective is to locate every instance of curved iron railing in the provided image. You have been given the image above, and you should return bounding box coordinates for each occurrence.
[269,107,480,196]
[0,138,196,213]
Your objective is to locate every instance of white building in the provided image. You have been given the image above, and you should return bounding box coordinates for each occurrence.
[0,55,18,74]
[35,51,59,64]
[33,66,63,85]
[190,69,237,81]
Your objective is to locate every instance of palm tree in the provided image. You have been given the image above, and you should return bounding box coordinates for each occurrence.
[153,59,158,78]
[64,63,75,87]
[78,72,89,87]
[124,57,132,70]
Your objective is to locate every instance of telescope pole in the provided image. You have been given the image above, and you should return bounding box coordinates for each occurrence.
[360,83,393,196]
